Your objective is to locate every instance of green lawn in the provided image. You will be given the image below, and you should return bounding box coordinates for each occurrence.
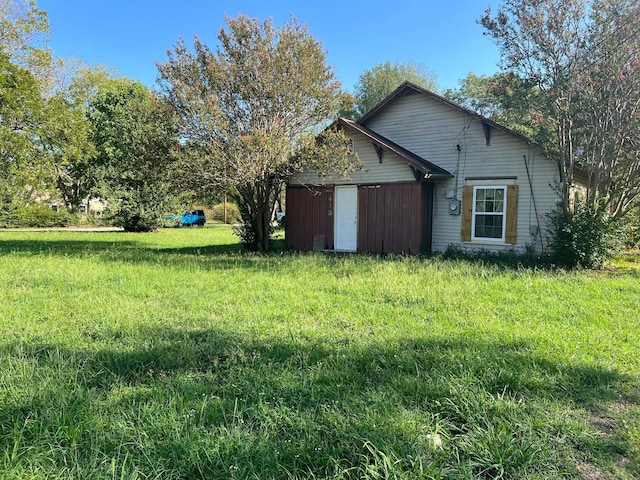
[0,227,638,479]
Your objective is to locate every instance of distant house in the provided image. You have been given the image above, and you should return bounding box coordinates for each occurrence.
[286,81,582,254]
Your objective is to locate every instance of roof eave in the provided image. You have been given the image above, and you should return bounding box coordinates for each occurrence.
[336,118,452,177]
[358,81,541,148]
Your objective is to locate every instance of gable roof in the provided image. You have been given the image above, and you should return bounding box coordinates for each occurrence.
[336,117,452,177]
[358,81,538,147]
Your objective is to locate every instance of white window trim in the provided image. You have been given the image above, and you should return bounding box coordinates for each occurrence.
[471,185,507,242]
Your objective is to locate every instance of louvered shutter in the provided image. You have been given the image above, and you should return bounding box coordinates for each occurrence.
[505,184,519,245]
[461,185,473,242]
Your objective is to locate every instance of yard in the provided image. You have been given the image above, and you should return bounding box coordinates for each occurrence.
[0,227,638,479]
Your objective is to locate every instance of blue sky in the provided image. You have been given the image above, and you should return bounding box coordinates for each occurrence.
[38,0,503,92]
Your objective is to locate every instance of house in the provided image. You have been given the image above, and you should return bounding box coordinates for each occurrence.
[286,81,573,255]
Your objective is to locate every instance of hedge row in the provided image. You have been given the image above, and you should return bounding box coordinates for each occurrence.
[0,205,75,228]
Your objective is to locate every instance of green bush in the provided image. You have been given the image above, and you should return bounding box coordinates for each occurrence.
[103,187,179,232]
[546,202,620,269]
[211,201,241,224]
[84,211,110,227]
[0,205,75,228]
[106,199,158,232]
[442,243,542,268]
[620,207,640,249]
[232,222,258,248]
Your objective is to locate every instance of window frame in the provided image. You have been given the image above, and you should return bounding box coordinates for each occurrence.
[471,185,507,242]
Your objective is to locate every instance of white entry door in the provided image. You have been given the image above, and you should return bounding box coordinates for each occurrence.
[334,186,358,251]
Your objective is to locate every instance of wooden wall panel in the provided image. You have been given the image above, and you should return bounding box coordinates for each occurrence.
[287,183,432,254]
[392,186,403,253]
[285,186,334,251]
[354,183,428,254]
[284,188,299,250]
[421,183,433,254]
[366,187,377,251]
[325,189,334,249]
[401,184,412,251]
[375,187,385,252]
[383,186,394,253]
[357,188,368,252]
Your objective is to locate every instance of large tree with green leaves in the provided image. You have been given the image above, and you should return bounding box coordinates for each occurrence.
[88,79,178,231]
[0,0,50,211]
[480,0,640,267]
[445,72,543,139]
[575,0,640,218]
[0,51,44,209]
[50,62,114,211]
[346,61,438,119]
[158,15,356,251]
[0,0,50,76]
[1,0,100,215]
[480,0,589,220]
[480,0,640,220]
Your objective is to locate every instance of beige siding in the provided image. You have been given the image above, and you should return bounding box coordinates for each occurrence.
[430,139,561,254]
[289,131,416,186]
[365,93,561,254]
[290,91,563,254]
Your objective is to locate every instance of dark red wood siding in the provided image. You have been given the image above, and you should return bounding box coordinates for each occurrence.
[421,183,434,253]
[287,183,433,254]
[285,186,334,251]
[358,183,428,254]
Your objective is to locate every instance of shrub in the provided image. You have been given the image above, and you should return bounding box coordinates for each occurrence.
[0,205,75,228]
[442,243,542,268]
[620,206,640,250]
[546,202,620,269]
[84,211,110,227]
[107,203,157,232]
[232,218,277,250]
[211,202,241,224]
[232,223,257,248]
[103,188,179,232]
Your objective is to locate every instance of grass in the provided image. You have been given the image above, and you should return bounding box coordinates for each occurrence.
[0,226,638,479]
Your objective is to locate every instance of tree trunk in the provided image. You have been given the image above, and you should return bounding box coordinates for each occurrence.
[256,183,278,252]
[237,181,279,252]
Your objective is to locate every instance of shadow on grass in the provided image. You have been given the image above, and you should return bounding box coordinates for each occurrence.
[2,326,636,479]
[1,232,638,279]
[0,234,533,277]
[0,235,289,274]
[0,238,143,256]
[0,232,280,258]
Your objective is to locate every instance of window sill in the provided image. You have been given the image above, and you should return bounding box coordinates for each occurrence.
[464,240,509,247]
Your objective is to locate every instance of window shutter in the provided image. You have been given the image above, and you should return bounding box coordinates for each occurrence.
[461,185,473,242]
[505,184,519,244]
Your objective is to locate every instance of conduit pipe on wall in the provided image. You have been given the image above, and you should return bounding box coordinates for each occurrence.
[523,154,544,252]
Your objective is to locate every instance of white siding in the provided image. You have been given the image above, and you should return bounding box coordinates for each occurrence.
[365,93,561,254]
[289,131,416,186]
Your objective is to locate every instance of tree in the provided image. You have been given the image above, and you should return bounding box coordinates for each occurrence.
[349,61,438,118]
[50,62,114,210]
[480,0,640,220]
[0,0,50,76]
[158,15,356,251]
[480,0,589,221]
[0,0,52,211]
[576,0,640,218]
[480,0,640,267]
[1,0,101,215]
[88,79,178,231]
[445,72,543,139]
[0,51,44,210]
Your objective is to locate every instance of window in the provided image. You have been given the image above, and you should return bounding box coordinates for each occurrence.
[461,184,518,244]
[472,186,506,241]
